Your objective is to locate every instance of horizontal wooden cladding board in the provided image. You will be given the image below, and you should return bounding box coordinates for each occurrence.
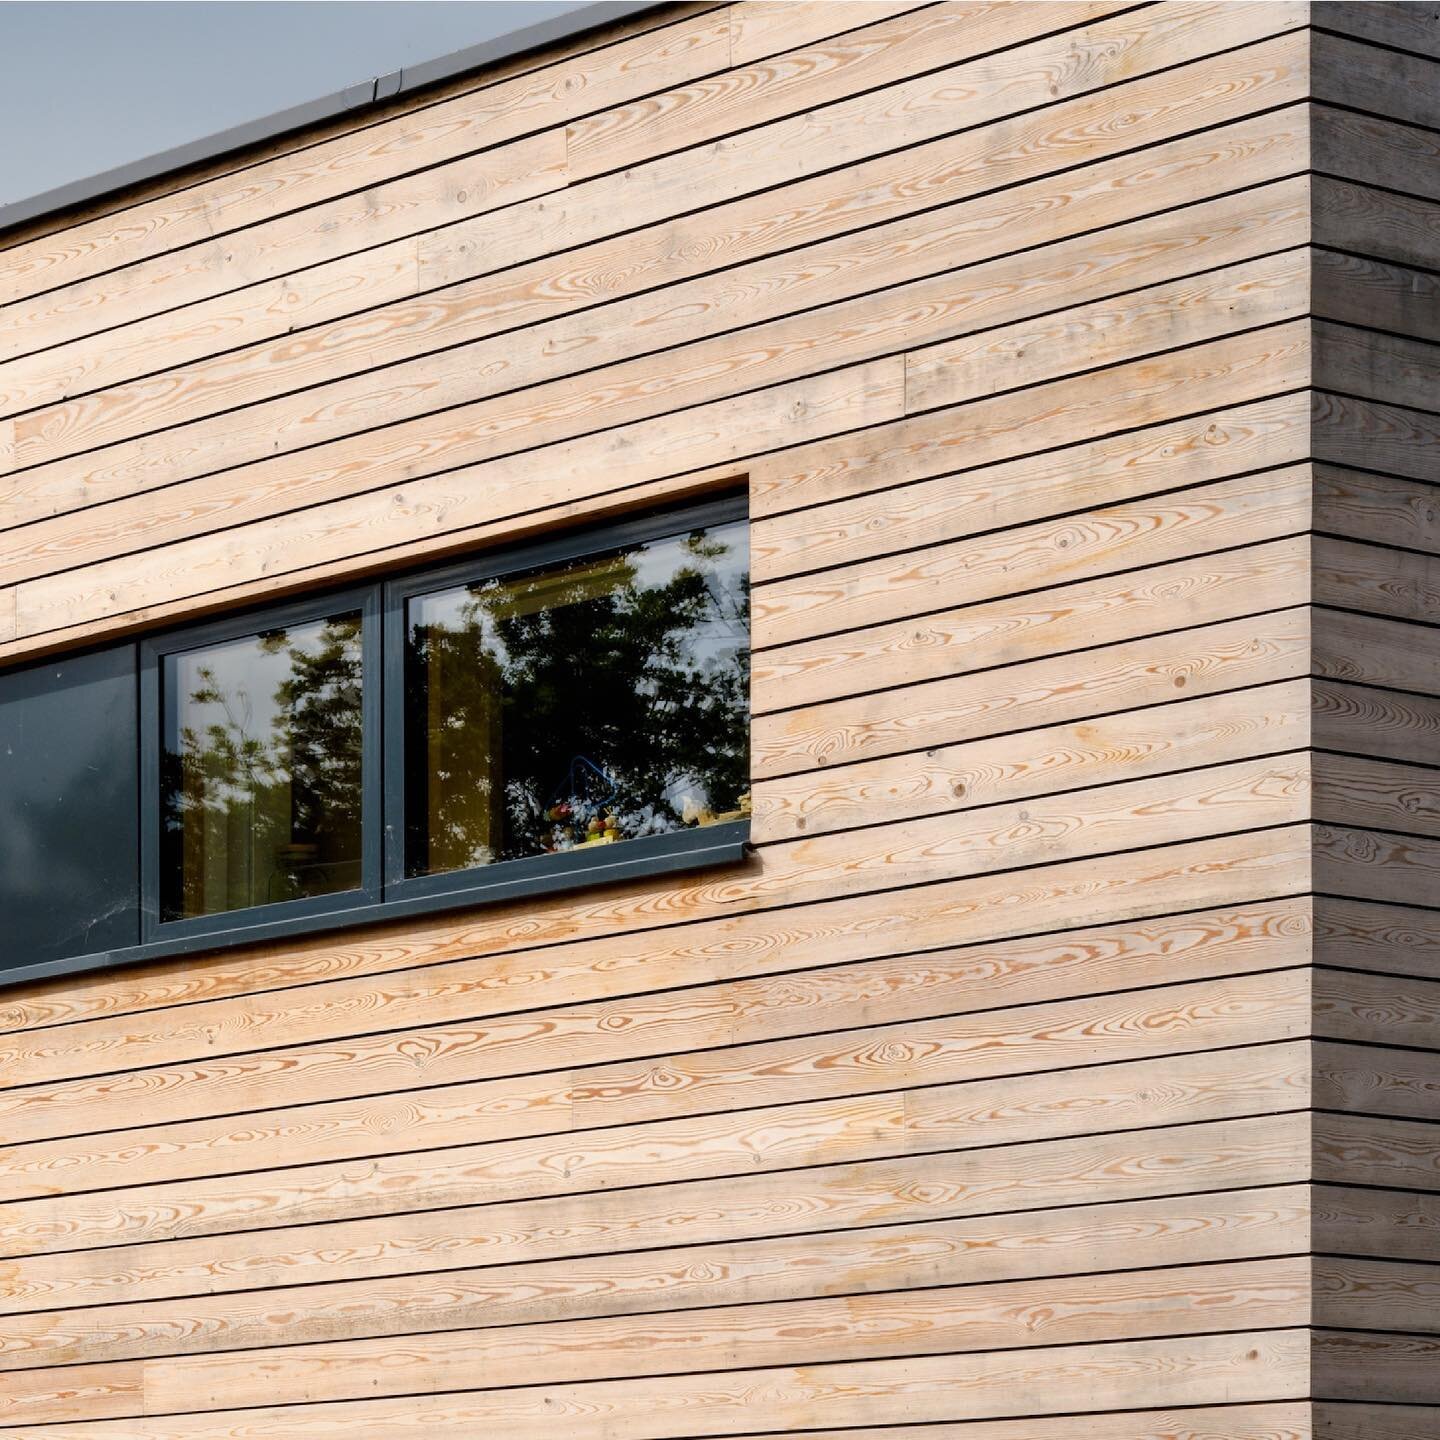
[1316,1401,1440,1440]
[754,534,1311,717]
[0,929,1313,1210]
[1315,322,1440,418]
[1316,610,1440,700]
[6,324,1314,653]
[1314,754,1440,841]
[1316,1039,1440,1124]
[0,1331,1312,1440]
[1314,28,1440,131]
[1,1251,1313,1385]
[0,945,1313,1181]
[0,1043,1313,1263]
[1315,896,1440,981]
[5,127,1314,487]
[1315,1180,1440,1262]
[727,3,932,67]
[1314,105,1440,206]
[754,679,1312,842]
[6,1266,1313,1430]
[0,6,724,310]
[0,32,1316,436]
[1317,537,1440,630]
[1319,1332,1440,1404]
[1314,1,1440,62]
[753,465,1312,650]
[1315,177,1440,275]
[0,765,1313,1035]
[1317,1111,1440,1192]
[1317,824,1440,909]
[1315,466,1440,557]
[753,392,1311,585]
[1,1403,1318,1440]
[1318,1257,1440,1335]
[0,232,1313,615]
[1313,393,1440,486]
[1314,251,1440,345]
[1317,967,1440,1049]
[0,1185,1315,1392]
[0,0,1230,370]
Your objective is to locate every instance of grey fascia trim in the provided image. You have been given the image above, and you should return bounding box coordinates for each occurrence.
[0,1,662,241]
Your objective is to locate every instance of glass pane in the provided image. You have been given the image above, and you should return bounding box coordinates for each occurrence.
[405,516,749,877]
[160,612,364,921]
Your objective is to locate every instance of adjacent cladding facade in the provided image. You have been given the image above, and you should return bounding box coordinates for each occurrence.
[0,3,1437,1436]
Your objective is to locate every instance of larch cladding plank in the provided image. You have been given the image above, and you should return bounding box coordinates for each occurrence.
[0,5,722,305]
[0,1332,1312,1439]
[0,1183,1314,1363]
[0,180,1314,571]
[1,1254,1313,1377]
[1306,20,1440,1402]
[0,0,1153,366]
[0,33,1315,431]
[12,3,1440,1433]
[6,124,1313,478]
[5,318,1315,647]
[0,954,1314,1156]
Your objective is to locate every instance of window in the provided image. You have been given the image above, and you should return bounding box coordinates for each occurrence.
[0,496,750,985]
[395,507,750,887]
[158,607,370,922]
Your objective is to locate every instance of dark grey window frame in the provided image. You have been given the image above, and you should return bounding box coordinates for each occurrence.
[0,495,750,990]
[383,493,749,908]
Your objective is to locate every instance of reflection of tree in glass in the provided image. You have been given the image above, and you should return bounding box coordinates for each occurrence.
[411,526,748,870]
[163,617,363,914]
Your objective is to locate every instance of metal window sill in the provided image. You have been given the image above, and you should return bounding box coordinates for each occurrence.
[0,821,750,991]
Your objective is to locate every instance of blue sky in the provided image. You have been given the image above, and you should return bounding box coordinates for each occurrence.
[0,1,604,207]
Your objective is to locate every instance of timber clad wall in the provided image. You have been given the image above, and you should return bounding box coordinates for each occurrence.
[0,1,1436,1434]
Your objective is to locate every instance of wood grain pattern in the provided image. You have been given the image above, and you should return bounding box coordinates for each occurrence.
[0,6,721,306]
[1,1331,1311,1439]
[8,4,1440,1431]
[0,221,1310,606]
[0,1186,1313,1371]
[0,45,1311,435]
[6,147,1310,485]
[1309,59,1440,1397]
[0,1052,1312,1259]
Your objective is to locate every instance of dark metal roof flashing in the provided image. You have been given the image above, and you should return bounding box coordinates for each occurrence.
[0,1,661,241]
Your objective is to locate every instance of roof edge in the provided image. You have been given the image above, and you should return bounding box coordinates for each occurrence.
[0,1,661,241]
